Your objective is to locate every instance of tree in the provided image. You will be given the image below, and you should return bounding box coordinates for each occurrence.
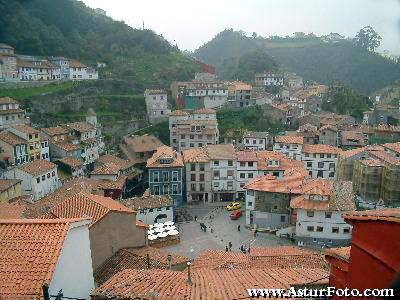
[353,26,382,52]
[252,32,257,38]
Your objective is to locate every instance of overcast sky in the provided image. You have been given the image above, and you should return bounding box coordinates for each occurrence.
[82,0,400,54]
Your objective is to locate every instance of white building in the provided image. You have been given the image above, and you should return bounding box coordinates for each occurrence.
[69,60,98,80]
[241,131,269,150]
[122,193,174,225]
[5,159,60,201]
[273,135,304,160]
[236,151,258,201]
[301,144,341,179]
[255,72,284,86]
[291,179,355,248]
[169,108,219,152]
[40,137,50,161]
[145,89,171,124]
[0,97,29,130]
[0,218,95,299]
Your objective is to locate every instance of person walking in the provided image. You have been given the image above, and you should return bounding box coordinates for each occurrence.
[228,241,232,251]
[225,246,229,252]
[194,216,197,222]
[237,225,241,231]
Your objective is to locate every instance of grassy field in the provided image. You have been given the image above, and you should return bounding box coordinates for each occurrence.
[0,81,89,99]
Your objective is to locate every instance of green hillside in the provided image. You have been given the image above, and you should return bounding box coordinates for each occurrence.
[0,0,199,87]
[194,29,400,94]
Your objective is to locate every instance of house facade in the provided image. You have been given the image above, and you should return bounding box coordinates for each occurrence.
[0,97,28,130]
[0,131,29,167]
[9,124,42,162]
[147,146,185,206]
[291,180,355,249]
[273,135,304,160]
[144,89,171,124]
[301,144,341,179]
[0,179,22,203]
[5,159,60,201]
[255,72,284,86]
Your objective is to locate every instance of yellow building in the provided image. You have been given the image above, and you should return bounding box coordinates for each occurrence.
[9,124,42,161]
[0,179,22,203]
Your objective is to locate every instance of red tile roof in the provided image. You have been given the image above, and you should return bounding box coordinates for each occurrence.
[0,131,26,146]
[0,179,21,192]
[182,147,210,163]
[193,108,216,114]
[0,218,88,299]
[236,150,258,162]
[0,202,26,219]
[302,144,341,154]
[146,146,184,168]
[19,159,57,176]
[0,97,18,105]
[339,145,384,159]
[383,142,400,154]
[57,157,84,168]
[370,150,400,166]
[343,209,400,223]
[169,110,189,116]
[11,124,39,135]
[123,134,164,153]
[41,126,68,136]
[94,247,189,285]
[325,246,351,262]
[91,163,121,175]
[275,135,304,145]
[45,193,134,227]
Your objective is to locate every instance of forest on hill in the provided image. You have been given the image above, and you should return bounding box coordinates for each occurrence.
[0,0,199,87]
[194,29,400,94]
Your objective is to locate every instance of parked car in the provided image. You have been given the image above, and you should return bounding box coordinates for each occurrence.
[230,210,243,220]
[226,202,242,211]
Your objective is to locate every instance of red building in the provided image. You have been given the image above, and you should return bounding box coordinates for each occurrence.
[325,209,400,299]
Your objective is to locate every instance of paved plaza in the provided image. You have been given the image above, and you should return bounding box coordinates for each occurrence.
[164,203,294,258]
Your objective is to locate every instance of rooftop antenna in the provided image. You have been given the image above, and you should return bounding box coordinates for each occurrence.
[142,21,145,30]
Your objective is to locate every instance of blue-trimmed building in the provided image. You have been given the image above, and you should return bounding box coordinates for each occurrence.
[146,146,185,207]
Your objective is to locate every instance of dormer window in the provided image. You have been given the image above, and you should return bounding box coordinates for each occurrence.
[158,158,172,164]
[267,160,279,167]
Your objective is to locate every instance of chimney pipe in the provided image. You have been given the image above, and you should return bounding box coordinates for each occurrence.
[186,262,192,285]
[147,253,150,269]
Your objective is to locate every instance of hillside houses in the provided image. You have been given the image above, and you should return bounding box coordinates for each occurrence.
[0,43,98,82]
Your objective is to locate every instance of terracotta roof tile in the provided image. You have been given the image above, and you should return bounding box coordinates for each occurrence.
[41,126,68,136]
[0,97,18,105]
[97,154,134,170]
[275,135,304,145]
[0,179,21,192]
[169,110,190,116]
[91,163,121,175]
[145,89,167,95]
[122,195,173,210]
[94,247,189,286]
[182,147,210,163]
[96,175,127,190]
[0,131,26,146]
[370,150,400,166]
[19,159,56,176]
[302,144,341,154]
[0,218,87,299]
[10,124,39,135]
[123,134,164,153]
[0,202,26,219]
[236,150,258,162]
[343,209,400,223]
[53,142,81,152]
[205,144,236,160]
[383,142,400,154]
[193,108,216,114]
[360,158,384,167]
[339,145,384,159]
[45,193,134,227]
[325,246,351,262]
[146,146,184,168]
[57,157,84,168]
[256,151,304,171]
[65,121,95,133]
[69,59,87,68]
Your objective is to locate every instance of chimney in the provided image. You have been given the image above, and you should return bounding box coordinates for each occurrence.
[146,253,150,269]
[186,262,192,285]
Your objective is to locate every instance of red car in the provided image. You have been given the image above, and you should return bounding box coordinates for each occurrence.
[230,210,243,220]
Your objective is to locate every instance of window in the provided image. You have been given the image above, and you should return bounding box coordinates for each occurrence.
[42,175,45,181]
[307,226,314,232]
[163,184,169,194]
[190,174,196,181]
[318,162,324,168]
[320,154,325,158]
[305,153,309,157]
[317,226,323,232]
[247,190,254,196]
[307,162,312,168]
[213,182,219,188]
[332,227,339,234]
[153,186,159,195]
[227,181,233,189]
[228,160,233,166]
[280,215,286,222]
[153,172,159,182]
[190,164,196,171]
[162,172,169,182]
[191,183,196,191]
[240,162,245,167]
[166,207,170,210]
[325,212,332,218]
[327,154,331,158]
[227,170,234,177]
[149,208,154,212]
[190,143,194,148]
[343,228,351,234]
[36,177,40,183]
[172,171,178,181]
[199,163,205,171]
[248,201,253,206]
[172,184,178,194]
[199,183,205,191]
[47,173,51,178]
[329,172,335,178]
[248,173,253,178]
[213,171,220,178]
[307,211,314,217]
[190,135,194,140]
[199,173,205,181]
[240,173,245,179]
[213,160,219,166]
[248,162,253,167]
